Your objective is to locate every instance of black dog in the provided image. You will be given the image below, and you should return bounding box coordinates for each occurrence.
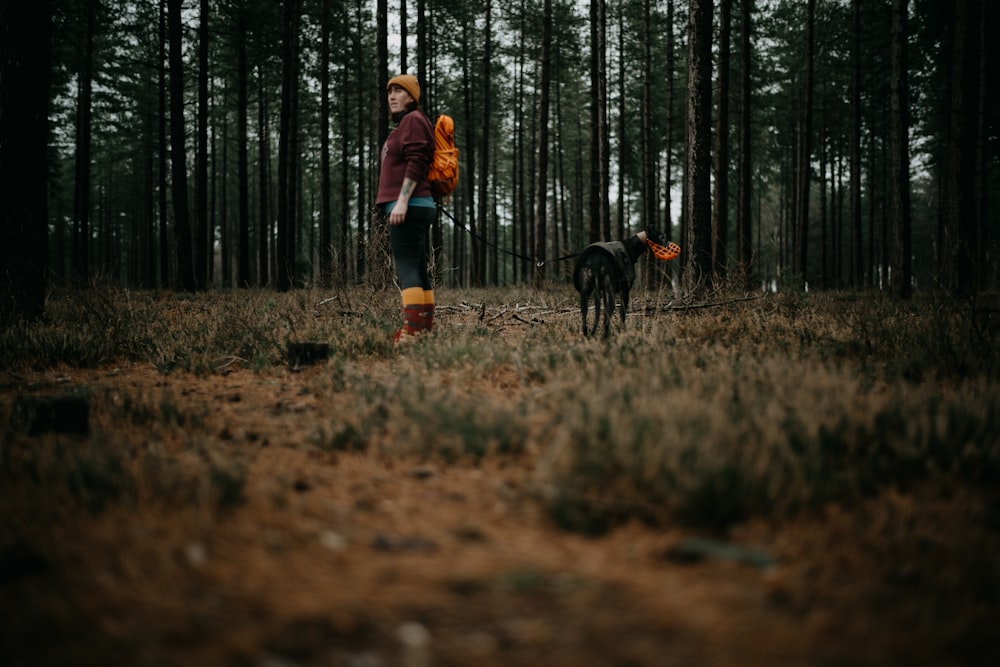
[572,229,679,338]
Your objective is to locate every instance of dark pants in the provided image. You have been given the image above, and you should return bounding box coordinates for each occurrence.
[387,205,436,290]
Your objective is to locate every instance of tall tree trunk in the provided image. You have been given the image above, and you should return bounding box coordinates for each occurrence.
[589,0,610,243]
[684,0,714,292]
[159,0,170,287]
[73,0,96,283]
[236,7,250,287]
[664,0,675,236]
[195,0,209,289]
[460,14,477,286]
[941,0,980,295]
[641,0,656,237]
[712,0,732,280]
[478,0,493,286]
[888,0,912,298]
[515,0,527,282]
[796,0,815,289]
[142,56,157,288]
[339,59,350,285]
[615,2,625,241]
[168,0,195,292]
[0,0,52,318]
[399,0,407,73]
[849,0,863,289]
[736,0,753,287]
[276,0,301,291]
[319,0,332,287]
[355,0,368,282]
[257,66,270,286]
[533,0,553,284]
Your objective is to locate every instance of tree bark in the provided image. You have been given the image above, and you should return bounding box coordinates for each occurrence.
[319,0,332,287]
[736,0,753,288]
[73,0,96,283]
[168,0,195,292]
[712,0,732,280]
[478,0,493,286]
[795,0,815,289]
[589,0,610,243]
[195,0,210,289]
[533,0,553,284]
[158,0,170,287]
[0,0,52,318]
[888,0,912,298]
[941,0,980,295]
[236,6,250,287]
[684,0,714,292]
[849,0,863,289]
[276,0,301,291]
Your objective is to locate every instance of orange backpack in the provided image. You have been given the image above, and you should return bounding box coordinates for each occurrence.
[427,114,459,203]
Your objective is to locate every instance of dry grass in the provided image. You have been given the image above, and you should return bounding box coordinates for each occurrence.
[2,284,999,666]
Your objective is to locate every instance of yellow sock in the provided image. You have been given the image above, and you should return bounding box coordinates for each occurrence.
[401,286,424,308]
[423,289,435,307]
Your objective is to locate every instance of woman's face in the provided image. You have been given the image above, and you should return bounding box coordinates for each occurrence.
[388,85,414,115]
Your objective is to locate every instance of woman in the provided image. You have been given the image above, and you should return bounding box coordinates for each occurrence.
[376,74,437,343]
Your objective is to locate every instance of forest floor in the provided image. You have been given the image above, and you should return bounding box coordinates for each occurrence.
[2,293,999,667]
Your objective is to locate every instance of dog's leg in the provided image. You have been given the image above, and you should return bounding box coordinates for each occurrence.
[620,285,630,326]
[600,273,615,338]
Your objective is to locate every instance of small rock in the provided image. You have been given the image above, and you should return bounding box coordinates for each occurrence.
[397,621,430,648]
[318,531,347,552]
[185,542,207,566]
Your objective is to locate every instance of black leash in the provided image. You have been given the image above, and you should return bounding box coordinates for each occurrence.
[436,204,579,267]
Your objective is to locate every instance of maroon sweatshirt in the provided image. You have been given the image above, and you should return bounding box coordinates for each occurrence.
[376,110,434,206]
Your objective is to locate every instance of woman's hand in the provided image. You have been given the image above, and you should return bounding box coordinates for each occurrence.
[389,177,417,226]
[389,200,409,226]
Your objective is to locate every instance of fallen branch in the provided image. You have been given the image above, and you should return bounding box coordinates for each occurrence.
[646,293,766,313]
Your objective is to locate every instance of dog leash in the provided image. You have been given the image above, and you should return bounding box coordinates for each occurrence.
[436,204,580,267]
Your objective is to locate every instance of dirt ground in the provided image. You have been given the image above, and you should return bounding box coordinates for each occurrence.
[2,357,999,667]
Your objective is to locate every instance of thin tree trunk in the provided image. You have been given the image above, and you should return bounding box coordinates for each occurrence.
[615,1,625,241]
[319,0,332,287]
[664,0,675,237]
[339,59,351,284]
[276,0,301,291]
[589,0,609,243]
[641,0,656,242]
[258,66,270,286]
[399,0,407,73]
[195,0,209,289]
[74,0,96,283]
[888,0,911,298]
[533,0,553,284]
[850,0,863,289]
[159,0,170,287]
[460,13,478,286]
[796,0,815,289]
[168,0,195,292]
[477,0,493,286]
[712,0,732,280]
[736,0,753,287]
[236,7,250,287]
[355,0,367,282]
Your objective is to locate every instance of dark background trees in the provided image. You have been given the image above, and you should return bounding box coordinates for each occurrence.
[6,0,997,311]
